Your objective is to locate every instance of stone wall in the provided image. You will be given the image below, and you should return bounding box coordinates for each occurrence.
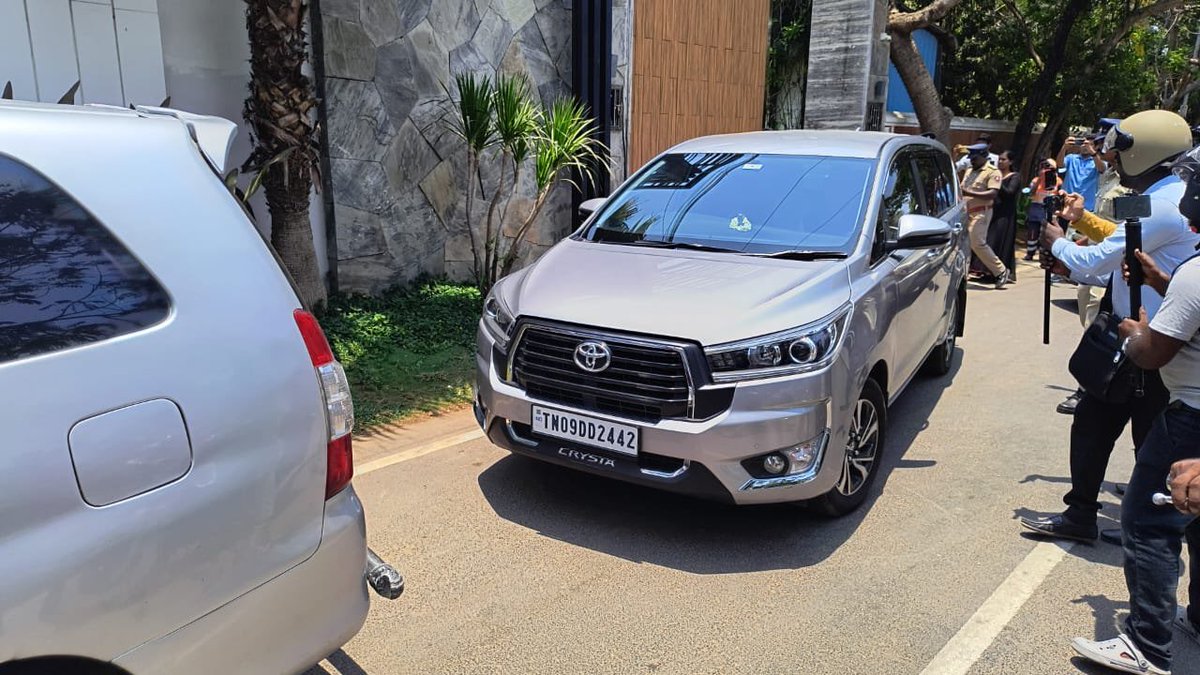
[320,0,628,293]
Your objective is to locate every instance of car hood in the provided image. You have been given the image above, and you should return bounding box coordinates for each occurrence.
[502,239,852,346]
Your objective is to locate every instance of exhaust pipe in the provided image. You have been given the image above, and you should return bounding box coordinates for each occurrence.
[365,547,404,599]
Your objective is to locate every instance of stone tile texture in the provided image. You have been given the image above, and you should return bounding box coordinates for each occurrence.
[322,0,631,292]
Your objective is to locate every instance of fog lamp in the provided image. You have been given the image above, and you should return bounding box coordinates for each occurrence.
[762,453,788,475]
[784,442,819,474]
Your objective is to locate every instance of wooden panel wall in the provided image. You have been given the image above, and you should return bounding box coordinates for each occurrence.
[629,0,770,171]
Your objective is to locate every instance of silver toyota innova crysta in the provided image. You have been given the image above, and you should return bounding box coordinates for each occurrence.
[474,131,968,515]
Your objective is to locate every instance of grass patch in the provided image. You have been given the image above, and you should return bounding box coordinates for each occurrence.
[320,281,482,431]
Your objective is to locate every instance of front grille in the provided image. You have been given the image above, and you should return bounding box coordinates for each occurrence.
[511,324,692,422]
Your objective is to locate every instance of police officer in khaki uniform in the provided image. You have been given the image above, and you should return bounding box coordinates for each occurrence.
[960,143,1010,288]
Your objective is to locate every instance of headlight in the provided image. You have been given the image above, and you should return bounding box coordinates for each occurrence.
[705,304,851,382]
[482,289,516,350]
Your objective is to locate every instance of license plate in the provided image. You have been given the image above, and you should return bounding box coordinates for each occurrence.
[531,406,639,456]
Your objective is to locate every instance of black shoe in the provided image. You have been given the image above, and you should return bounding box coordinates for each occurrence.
[1020,513,1098,542]
[1057,390,1083,415]
[1114,482,1127,496]
[1100,528,1123,546]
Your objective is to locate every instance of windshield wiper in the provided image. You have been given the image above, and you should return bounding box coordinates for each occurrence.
[743,250,849,261]
[621,240,740,253]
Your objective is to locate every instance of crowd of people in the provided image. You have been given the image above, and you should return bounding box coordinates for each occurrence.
[952,110,1200,675]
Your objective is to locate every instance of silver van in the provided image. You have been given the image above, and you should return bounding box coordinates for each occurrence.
[474,131,968,515]
[0,101,367,673]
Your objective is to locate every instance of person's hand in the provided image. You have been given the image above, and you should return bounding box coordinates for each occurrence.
[1040,256,1070,276]
[1119,307,1149,341]
[1123,249,1171,296]
[1168,459,1200,516]
[1066,136,1077,147]
[1082,139,1097,155]
[1076,237,1091,247]
[1059,193,1086,223]
[1041,219,1067,249]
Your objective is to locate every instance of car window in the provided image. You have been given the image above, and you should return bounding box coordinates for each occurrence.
[873,153,921,261]
[582,153,876,255]
[916,152,956,215]
[0,154,170,364]
[936,151,958,205]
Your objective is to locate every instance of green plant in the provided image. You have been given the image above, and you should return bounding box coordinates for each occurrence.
[320,281,483,429]
[498,98,602,278]
[483,74,539,286]
[446,77,605,291]
[446,72,498,287]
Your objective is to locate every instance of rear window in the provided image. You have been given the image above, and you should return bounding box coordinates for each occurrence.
[580,153,875,255]
[0,154,170,364]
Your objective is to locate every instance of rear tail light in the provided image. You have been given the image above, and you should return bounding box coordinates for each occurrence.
[294,310,355,499]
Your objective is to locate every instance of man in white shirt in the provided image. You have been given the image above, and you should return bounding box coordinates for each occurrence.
[1070,141,1200,674]
[1021,111,1199,550]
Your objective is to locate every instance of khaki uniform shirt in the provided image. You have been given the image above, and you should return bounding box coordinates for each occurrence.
[1094,168,1128,224]
[962,164,1001,211]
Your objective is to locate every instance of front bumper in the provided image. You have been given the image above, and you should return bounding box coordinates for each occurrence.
[475,327,854,506]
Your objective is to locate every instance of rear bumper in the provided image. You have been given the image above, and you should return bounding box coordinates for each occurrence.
[113,487,370,675]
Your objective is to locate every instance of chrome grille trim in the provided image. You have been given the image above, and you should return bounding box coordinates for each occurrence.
[507,321,696,421]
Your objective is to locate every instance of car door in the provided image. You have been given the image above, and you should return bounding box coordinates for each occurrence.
[871,147,933,389]
[912,150,963,352]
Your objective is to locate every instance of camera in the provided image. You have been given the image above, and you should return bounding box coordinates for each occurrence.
[1112,194,1152,221]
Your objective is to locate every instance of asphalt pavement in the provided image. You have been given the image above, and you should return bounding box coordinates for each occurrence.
[308,258,1199,675]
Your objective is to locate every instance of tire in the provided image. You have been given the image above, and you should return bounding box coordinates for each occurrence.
[922,291,960,377]
[811,378,887,517]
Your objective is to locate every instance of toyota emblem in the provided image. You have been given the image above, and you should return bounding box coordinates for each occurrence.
[574,340,612,373]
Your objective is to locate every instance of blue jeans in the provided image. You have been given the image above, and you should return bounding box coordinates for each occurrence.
[1121,402,1200,670]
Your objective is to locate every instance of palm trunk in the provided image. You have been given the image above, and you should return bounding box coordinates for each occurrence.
[266,160,325,306]
[482,155,509,288]
[500,188,551,277]
[463,152,483,286]
[492,163,523,283]
[244,0,324,307]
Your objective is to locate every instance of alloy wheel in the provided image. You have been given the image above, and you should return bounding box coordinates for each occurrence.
[836,397,880,496]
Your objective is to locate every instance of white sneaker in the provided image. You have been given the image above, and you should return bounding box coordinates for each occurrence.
[1071,634,1170,674]
[1177,606,1200,647]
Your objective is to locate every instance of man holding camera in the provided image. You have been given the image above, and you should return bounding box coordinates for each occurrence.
[1021,110,1199,547]
[1070,144,1200,674]
[1060,133,1106,211]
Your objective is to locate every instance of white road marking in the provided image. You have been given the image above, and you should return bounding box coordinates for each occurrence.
[920,540,1074,675]
[354,429,485,477]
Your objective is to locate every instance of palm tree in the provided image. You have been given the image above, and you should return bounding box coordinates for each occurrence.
[243,0,325,307]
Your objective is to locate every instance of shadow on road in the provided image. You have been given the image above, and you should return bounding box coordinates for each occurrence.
[476,345,962,574]
[302,649,369,675]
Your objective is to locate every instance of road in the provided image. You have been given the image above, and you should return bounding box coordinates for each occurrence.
[311,259,1199,675]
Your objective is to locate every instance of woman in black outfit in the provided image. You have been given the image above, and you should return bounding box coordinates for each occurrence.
[986,150,1021,282]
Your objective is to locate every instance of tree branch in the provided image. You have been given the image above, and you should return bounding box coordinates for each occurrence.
[999,0,1045,69]
[889,0,966,33]
[1088,0,1188,72]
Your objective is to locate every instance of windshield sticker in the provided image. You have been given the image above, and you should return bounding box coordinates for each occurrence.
[741,163,763,170]
[729,215,753,232]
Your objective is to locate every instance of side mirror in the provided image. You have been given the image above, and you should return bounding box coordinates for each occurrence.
[578,197,606,217]
[887,214,952,251]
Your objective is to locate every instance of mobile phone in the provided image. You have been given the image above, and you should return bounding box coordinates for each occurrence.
[1072,139,1082,146]
[1043,168,1057,186]
[1112,194,1152,220]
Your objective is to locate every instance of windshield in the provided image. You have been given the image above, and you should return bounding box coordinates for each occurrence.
[580,153,875,255]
